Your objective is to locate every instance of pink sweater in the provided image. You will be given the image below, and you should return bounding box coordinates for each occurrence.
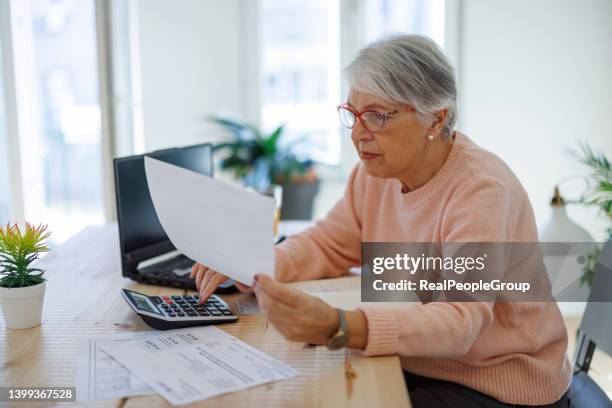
[274,132,572,405]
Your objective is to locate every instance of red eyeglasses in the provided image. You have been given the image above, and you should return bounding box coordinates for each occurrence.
[337,104,415,133]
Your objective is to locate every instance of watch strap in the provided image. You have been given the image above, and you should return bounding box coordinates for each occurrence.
[337,308,348,336]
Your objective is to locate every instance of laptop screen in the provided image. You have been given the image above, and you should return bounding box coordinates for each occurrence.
[113,144,213,277]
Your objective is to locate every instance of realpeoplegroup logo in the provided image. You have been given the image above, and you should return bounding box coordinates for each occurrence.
[360,242,611,302]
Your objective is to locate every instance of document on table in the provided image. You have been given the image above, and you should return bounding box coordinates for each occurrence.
[76,331,158,401]
[236,297,262,315]
[313,290,420,309]
[101,326,298,406]
[234,277,361,315]
[238,290,419,311]
[234,276,421,313]
[289,275,362,293]
[144,157,275,285]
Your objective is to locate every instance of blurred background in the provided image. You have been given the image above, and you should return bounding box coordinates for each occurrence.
[0,0,611,246]
[2,0,612,396]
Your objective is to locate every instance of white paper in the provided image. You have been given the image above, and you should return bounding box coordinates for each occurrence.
[144,157,275,285]
[231,277,419,313]
[288,276,362,293]
[236,297,262,315]
[101,326,298,406]
[76,332,158,401]
[312,290,420,310]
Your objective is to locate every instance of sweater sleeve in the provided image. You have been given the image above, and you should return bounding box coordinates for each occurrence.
[274,165,363,282]
[359,177,516,357]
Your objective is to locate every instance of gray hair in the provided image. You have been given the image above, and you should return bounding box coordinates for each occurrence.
[344,34,457,138]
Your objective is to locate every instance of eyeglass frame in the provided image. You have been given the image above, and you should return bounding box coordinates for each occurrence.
[336,103,416,133]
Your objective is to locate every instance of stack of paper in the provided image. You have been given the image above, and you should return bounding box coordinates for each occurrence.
[77,327,297,405]
[76,331,157,401]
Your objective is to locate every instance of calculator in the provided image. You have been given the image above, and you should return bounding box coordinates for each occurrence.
[121,289,238,330]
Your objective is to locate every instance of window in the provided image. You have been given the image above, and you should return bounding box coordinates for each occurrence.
[260,0,341,165]
[258,0,446,167]
[8,0,105,243]
[364,0,445,45]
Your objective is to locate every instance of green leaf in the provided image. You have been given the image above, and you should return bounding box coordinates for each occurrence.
[220,155,250,169]
[262,125,284,156]
[573,141,612,222]
[0,274,45,288]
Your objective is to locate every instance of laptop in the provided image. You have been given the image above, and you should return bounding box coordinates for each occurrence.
[113,143,235,292]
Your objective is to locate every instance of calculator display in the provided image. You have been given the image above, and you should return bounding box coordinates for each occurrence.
[131,293,159,314]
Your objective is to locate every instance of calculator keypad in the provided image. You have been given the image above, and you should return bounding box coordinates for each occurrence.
[158,295,233,319]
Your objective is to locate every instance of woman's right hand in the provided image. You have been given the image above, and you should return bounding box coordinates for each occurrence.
[190,263,252,304]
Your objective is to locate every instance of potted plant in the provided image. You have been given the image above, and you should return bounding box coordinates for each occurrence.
[573,142,612,287]
[0,222,51,329]
[209,115,319,220]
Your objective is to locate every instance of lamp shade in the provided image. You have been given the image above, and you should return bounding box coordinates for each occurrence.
[539,186,593,242]
[538,187,593,312]
[539,206,593,242]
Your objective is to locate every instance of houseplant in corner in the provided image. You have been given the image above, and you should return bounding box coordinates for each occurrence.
[573,142,612,287]
[209,115,319,219]
[0,222,51,329]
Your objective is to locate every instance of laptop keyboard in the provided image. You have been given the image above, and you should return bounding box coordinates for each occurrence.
[139,256,196,286]
[159,257,194,275]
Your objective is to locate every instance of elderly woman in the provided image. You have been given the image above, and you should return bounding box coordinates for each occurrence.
[191,35,571,407]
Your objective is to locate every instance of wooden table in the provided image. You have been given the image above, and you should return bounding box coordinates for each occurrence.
[0,225,411,407]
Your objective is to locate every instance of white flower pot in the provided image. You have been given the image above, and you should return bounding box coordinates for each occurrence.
[0,281,46,329]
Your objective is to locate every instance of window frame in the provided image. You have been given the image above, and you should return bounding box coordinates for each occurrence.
[0,0,119,227]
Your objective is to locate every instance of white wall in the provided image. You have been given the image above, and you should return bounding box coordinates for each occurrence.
[460,0,612,240]
[136,0,246,151]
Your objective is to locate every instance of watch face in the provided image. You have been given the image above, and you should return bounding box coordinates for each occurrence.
[327,333,349,350]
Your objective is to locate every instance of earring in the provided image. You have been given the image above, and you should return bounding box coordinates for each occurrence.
[427,134,434,141]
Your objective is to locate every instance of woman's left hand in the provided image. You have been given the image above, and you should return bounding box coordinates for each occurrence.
[253,274,339,345]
